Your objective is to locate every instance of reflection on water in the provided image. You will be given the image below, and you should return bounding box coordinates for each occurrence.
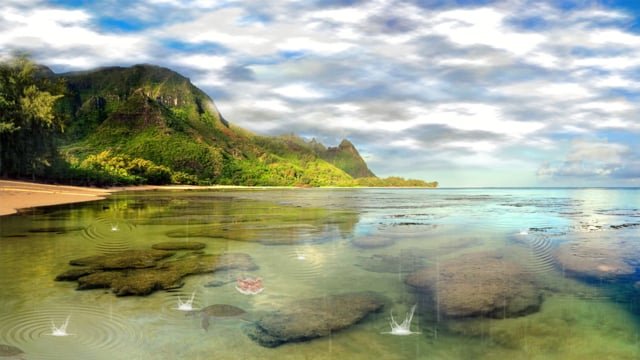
[0,188,640,358]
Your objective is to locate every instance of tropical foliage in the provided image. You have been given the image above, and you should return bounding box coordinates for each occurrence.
[356,177,438,188]
[0,55,437,188]
[0,54,65,179]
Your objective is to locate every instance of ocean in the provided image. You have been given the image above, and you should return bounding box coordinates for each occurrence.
[0,187,639,359]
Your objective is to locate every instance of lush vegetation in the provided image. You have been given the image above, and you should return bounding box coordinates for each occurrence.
[356,177,438,188]
[0,54,65,180]
[0,55,437,188]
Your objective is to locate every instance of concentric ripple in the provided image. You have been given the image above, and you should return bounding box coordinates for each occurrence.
[0,303,142,360]
[283,246,328,280]
[82,216,136,253]
[511,232,556,274]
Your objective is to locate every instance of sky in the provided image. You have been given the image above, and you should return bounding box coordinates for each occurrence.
[2,0,640,187]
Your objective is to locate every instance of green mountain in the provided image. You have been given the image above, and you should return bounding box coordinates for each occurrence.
[54,64,392,186]
[319,139,375,178]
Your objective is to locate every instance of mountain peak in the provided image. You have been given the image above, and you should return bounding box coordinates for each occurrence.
[320,139,375,178]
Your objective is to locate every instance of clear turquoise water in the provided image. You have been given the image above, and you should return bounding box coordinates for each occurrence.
[0,188,639,359]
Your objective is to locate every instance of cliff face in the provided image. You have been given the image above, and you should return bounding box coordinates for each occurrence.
[55,64,374,186]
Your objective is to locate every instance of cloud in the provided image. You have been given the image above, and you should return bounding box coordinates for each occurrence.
[537,139,637,179]
[3,0,640,186]
[0,4,151,69]
[272,83,326,100]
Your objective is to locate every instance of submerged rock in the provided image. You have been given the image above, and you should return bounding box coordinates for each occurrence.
[69,249,175,269]
[0,344,25,359]
[55,268,100,281]
[354,252,427,273]
[56,251,258,296]
[405,252,542,318]
[76,267,184,295]
[244,291,384,347]
[151,241,206,250]
[351,235,396,249]
[553,239,636,279]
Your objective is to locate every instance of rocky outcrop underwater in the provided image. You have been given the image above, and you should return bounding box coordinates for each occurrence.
[243,291,385,347]
[405,252,543,319]
[55,242,258,296]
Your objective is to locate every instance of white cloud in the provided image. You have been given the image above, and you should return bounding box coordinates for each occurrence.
[389,138,422,150]
[276,37,353,55]
[310,7,371,24]
[566,139,629,163]
[538,139,632,178]
[407,103,545,138]
[0,6,147,67]
[272,83,325,100]
[590,29,640,46]
[593,75,640,88]
[173,54,227,70]
[446,140,499,153]
[432,7,545,55]
[576,100,634,113]
[493,81,594,100]
[253,98,292,113]
[572,56,640,70]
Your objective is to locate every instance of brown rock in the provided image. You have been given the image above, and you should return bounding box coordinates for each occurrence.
[244,291,385,347]
[405,252,541,318]
[554,240,635,279]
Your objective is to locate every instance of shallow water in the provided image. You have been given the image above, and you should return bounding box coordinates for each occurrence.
[1,188,640,359]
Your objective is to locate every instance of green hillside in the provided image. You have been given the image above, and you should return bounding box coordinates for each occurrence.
[56,64,377,186]
[1,57,437,187]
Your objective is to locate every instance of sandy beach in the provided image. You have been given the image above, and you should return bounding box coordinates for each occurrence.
[0,180,114,216]
[0,180,266,216]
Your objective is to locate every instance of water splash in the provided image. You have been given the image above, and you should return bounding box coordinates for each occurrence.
[49,315,73,337]
[519,228,529,235]
[110,223,119,232]
[382,305,420,336]
[173,292,198,311]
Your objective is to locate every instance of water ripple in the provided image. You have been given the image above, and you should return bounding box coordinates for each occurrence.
[82,216,136,253]
[283,246,327,281]
[510,233,556,274]
[0,303,142,360]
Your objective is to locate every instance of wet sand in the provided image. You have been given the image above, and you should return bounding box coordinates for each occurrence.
[0,180,114,216]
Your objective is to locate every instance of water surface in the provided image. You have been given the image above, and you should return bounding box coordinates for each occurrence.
[1,188,640,359]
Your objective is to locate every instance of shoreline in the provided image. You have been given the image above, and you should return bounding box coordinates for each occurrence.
[0,180,437,217]
[0,180,284,216]
[0,180,114,216]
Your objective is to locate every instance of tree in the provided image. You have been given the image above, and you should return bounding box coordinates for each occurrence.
[0,53,64,179]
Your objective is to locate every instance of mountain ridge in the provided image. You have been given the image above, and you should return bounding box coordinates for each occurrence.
[55,64,398,186]
[0,60,438,187]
